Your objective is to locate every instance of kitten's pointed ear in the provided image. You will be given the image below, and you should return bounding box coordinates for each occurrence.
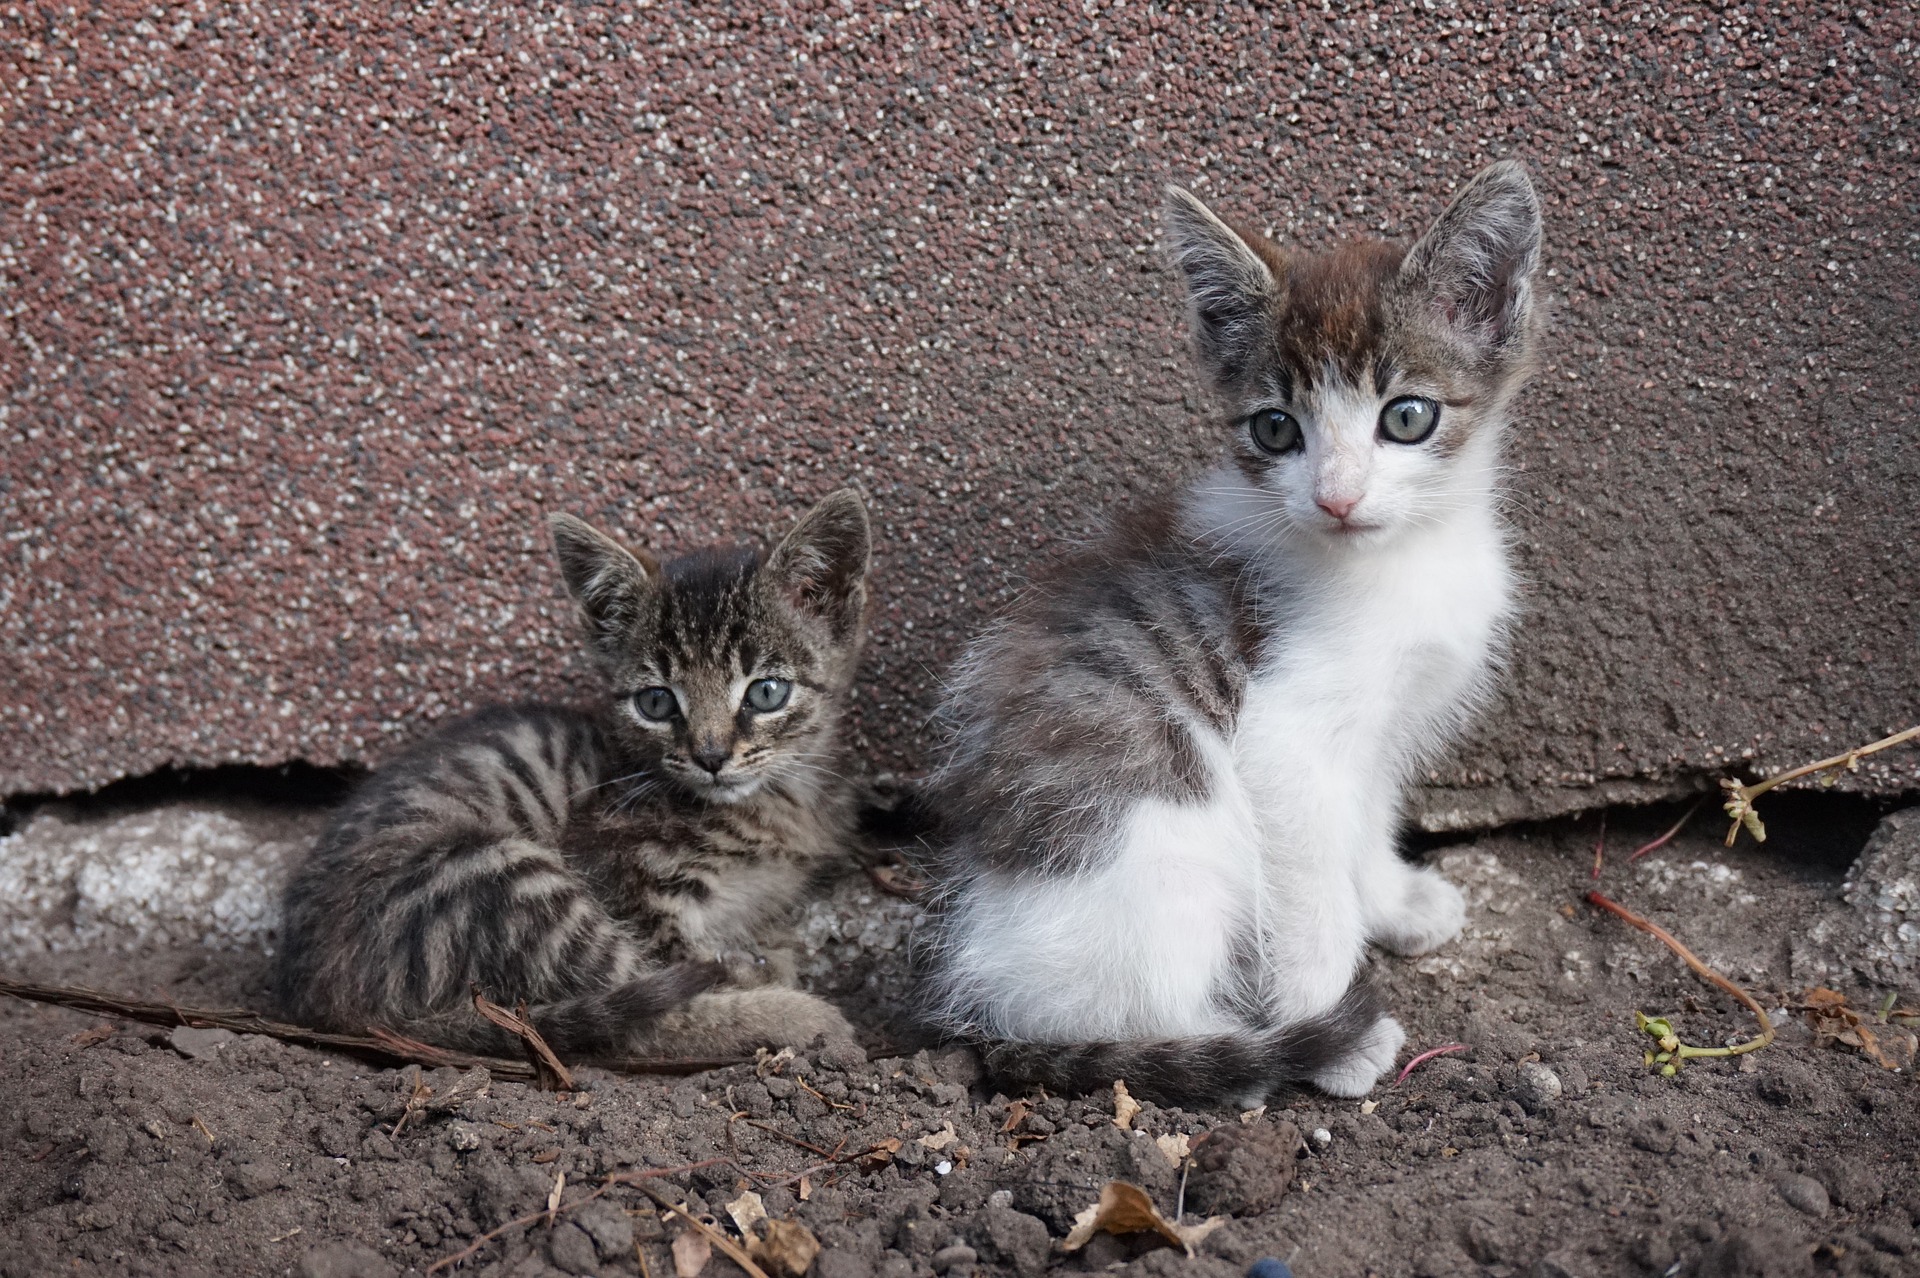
[1401,160,1543,357]
[1164,185,1282,392]
[548,513,658,640]
[764,488,871,640]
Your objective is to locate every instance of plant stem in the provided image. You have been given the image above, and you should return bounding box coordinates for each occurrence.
[1722,724,1920,846]
[1585,891,1774,1062]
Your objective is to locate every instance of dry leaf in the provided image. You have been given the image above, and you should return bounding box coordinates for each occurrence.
[725,1190,769,1238]
[71,1023,117,1048]
[1153,1133,1190,1168]
[796,1175,811,1202]
[531,1148,561,1165]
[1112,1080,1142,1131]
[1060,1181,1224,1257]
[1237,1105,1267,1126]
[859,1138,902,1172]
[1800,987,1918,1071]
[428,1066,492,1112]
[1359,1099,1378,1115]
[1001,1099,1032,1133]
[748,1219,821,1278]
[672,1230,713,1278]
[918,1122,958,1152]
[546,1170,565,1224]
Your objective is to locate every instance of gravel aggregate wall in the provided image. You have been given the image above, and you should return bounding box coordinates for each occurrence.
[4,2,1915,823]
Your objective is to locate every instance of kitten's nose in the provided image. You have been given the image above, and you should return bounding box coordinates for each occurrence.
[1316,493,1360,521]
[691,746,729,775]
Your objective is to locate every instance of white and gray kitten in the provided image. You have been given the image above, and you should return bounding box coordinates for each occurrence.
[921,163,1543,1104]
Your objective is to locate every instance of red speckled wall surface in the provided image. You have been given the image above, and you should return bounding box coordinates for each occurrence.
[4,3,1916,823]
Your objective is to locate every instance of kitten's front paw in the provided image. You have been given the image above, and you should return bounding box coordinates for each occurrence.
[1371,867,1467,956]
[1310,1015,1406,1098]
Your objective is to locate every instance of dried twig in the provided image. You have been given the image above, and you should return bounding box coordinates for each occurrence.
[0,978,741,1080]
[471,987,573,1091]
[631,1181,775,1278]
[1720,724,1920,846]
[1627,797,1706,863]
[426,1159,725,1273]
[1585,890,1774,1074]
[1394,1043,1467,1086]
[1588,812,1608,881]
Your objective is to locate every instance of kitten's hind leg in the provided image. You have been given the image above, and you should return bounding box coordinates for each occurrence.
[1309,1015,1406,1097]
[628,987,854,1058]
[1365,861,1467,957]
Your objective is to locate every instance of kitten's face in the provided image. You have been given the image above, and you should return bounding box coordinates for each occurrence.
[550,491,871,803]
[1166,163,1543,548]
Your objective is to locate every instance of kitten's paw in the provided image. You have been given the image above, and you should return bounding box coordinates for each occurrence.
[1311,1015,1406,1098]
[1371,867,1467,956]
[638,988,853,1057]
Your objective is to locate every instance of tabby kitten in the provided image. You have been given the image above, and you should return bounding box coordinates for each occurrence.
[276,490,873,1058]
[922,163,1543,1104]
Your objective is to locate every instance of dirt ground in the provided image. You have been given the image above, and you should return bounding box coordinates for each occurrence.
[2,790,1917,1278]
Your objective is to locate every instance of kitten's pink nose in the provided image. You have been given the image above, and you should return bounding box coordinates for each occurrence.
[1316,493,1360,521]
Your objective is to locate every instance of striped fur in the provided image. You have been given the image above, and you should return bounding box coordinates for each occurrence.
[277,491,872,1058]
[921,165,1543,1104]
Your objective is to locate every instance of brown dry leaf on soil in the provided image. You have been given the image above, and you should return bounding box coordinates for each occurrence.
[1111,1079,1142,1131]
[748,1219,821,1278]
[1799,988,1919,1072]
[1061,1181,1224,1257]
[672,1230,713,1278]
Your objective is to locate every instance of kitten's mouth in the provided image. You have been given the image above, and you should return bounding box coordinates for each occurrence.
[1323,520,1383,537]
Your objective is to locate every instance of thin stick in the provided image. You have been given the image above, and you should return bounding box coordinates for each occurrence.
[1589,812,1608,881]
[1585,891,1774,1060]
[1393,1043,1467,1087]
[1721,724,1920,846]
[1626,797,1705,863]
[0,978,741,1080]
[631,1181,774,1278]
[471,987,573,1091]
[426,1160,725,1273]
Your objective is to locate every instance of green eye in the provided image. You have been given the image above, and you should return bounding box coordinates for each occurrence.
[632,687,677,722]
[1379,397,1440,444]
[1246,409,1303,455]
[744,678,791,713]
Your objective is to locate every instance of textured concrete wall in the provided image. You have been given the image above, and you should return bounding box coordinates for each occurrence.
[4,2,1916,824]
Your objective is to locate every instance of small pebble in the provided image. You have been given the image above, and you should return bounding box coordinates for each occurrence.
[1514,1062,1563,1113]
[1777,1173,1830,1217]
[1310,1128,1332,1149]
[931,1244,978,1274]
[1247,1259,1295,1278]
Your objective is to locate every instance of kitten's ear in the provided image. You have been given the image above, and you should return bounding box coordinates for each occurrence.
[1401,160,1542,356]
[763,488,871,639]
[548,513,658,639]
[1164,185,1282,391]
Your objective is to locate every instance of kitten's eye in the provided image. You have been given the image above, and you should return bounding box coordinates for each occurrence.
[1246,409,1303,455]
[632,687,677,722]
[744,678,792,713]
[1379,397,1440,444]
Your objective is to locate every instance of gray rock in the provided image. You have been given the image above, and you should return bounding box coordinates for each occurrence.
[226,1161,284,1199]
[1777,1173,1830,1217]
[445,1121,483,1153]
[547,1221,600,1276]
[1513,1062,1563,1113]
[297,1242,396,1278]
[169,1026,238,1060]
[969,1204,1051,1278]
[571,1198,636,1259]
[1844,808,1920,985]
[931,1243,978,1274]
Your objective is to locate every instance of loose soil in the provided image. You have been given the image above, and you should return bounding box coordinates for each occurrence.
[3,795,1917,1278]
